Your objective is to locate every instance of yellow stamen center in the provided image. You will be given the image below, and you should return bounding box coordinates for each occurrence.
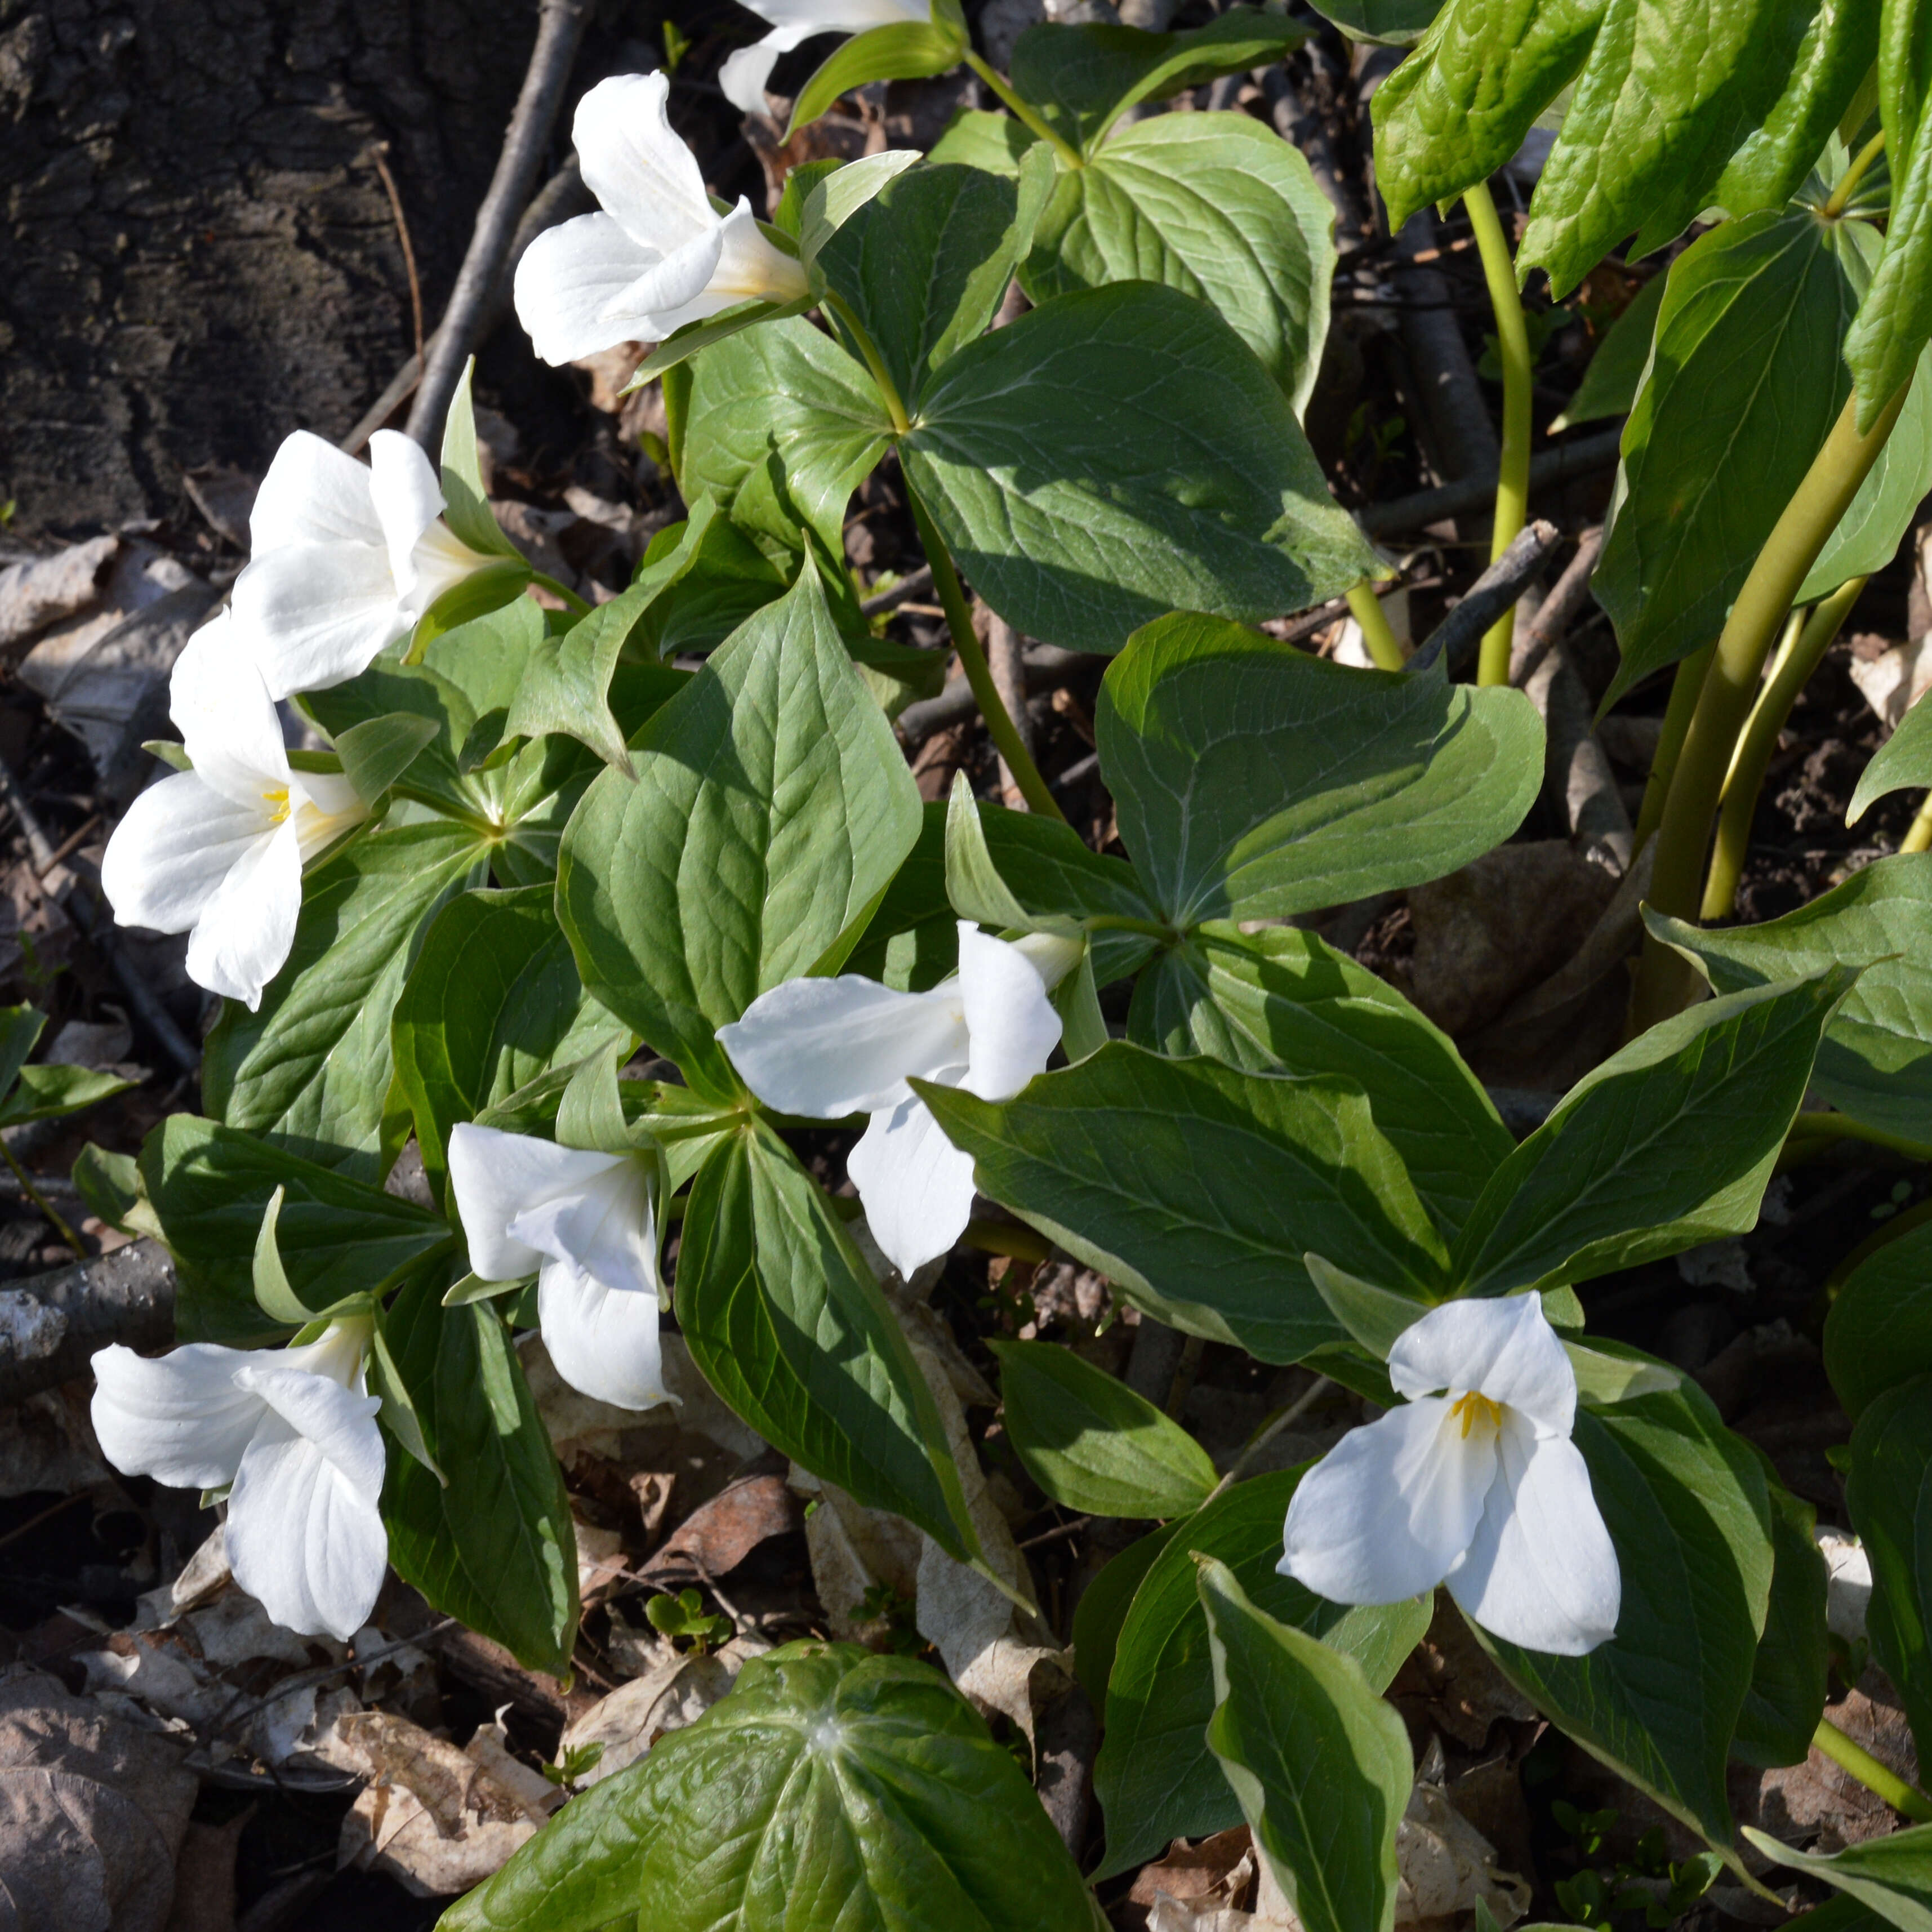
[262,785,291,825]
[1450,1391,1503,1438]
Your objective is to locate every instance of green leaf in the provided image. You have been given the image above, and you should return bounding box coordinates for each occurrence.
[0,1005,46,1103]
[1022,114,1336,415]
[1826,1217,1932,1419]
[1473,1381,1774,1849]
[677,1124,978,1561]
[628,505,791,663]
[675,316,892,558]
[787,16,971,135]
[1550,271,1666,430]
[1129,925,1511,1244]
[1094,1469,1430,1877]
[1734,1468,1829,1768]
[1304,0,1443,42]
[926,107,1040,175]
[843,800,958,992]
[333,713,440,803]
[1650,865,1932,1142]
[140,1114,451,1343]
[1847,1375,1932,1764]
[1074,1521,1182,1706]
[1011,11,1311,153]
[1452,972,1853,1295]
[1802,341,1932,602]
[438,1644,1096,1932]
[438,360,523,563]
[1848,35,1932,427]
[202,819,489,1178]
[796,152,925,267]
[630,296,816,386]
[1199,1558,1413,1932]
[1716,0,1883,215]
[918,1044,1449,1364]
[1519,0,1820,294]
[816,150,1057,407]
[392,885,621,1201]
[990,1338,1218,1517]
[1305,1254,1434,1359]
[901,283,1378,655]
[1096,612,1543,925]
[1852,693,1932,825]
[1594,210,1860,706]
[557,558,922,1100]
[1744,1820,1932,1927]
[0,1062,135,1129]
[379,1259,578,1673]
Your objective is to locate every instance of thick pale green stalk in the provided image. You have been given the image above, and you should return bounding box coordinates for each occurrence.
[1630,384,1911,1029]
[1903,797,1932,854]
[1633,642,1717,852]
[1465,182,1532,687]
[906,488,1067,822]
[1824,130,1888,220]
[1346,582,1407,669]
[1813,1717,1932,1821]
[824,292,911,435]
[962,50,1084,167]
[1702,576,1867,918]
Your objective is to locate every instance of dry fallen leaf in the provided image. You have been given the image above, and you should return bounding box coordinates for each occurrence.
[558,1634,769,1788]
[636,1468,802,1588]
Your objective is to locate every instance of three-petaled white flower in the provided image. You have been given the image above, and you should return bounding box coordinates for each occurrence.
[229,426,498,698]
[718,0,936,118]
[513,72,811,368]
[1280,1293,1621,1655]
[717,923,1075,1280]
[91,1319,386,1641]
[447,1123,667,1412]
[100,612,367,1009]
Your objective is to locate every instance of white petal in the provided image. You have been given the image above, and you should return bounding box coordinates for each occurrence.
[248,430,385,553]
[513,212,662,366]
[229,541,407,700]
[718,974,968,1116]
[168,612,292,805]
[959,923,1063,1101]
[697,201,812,311]
[288,769,368,861]
[101,771,273,936]
[719,41,785,116]
[1387,1292,1576,1437]
[510,1159,656,1297]
[401,520,491,622]
[538,1263,667,1412]
[1279,1395,1497,1605]
[572,73,715,251]
[367,431,449,601]
[1448,1422,1621,1654]
[89,1343,266,1490]
[447,1123,635,1283]
[601,221,729,337]
[226,1370,388,1641]
[184,817,303,1009]
[848,1093,977,1277]
[730,0,933,33]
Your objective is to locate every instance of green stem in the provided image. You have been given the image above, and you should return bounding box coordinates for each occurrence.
[529,570,591,616]
[1084,913,1176,939]
[1903,794,1932,854]
[1,1139,82,1258]
[961,1217,1055,1262]
[1824,130,1888,219]
[1633,642,1716,854]
[962,50,1084,168]
[905,487,1067,822]
[1346,582,1407,670]
[1464,181,1533,687]
[1630,382,1911,1030]
[1813,1717,1932,1821]
[822,292,910,435]
[1702,576,1867,919]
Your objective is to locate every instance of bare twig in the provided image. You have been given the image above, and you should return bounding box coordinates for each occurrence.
[1510,528,1605,689]
[985,608,1033,809]
[895,644,1099,746]
[404,0,594,451]
[1406,521,1562,676]
[0,1238,176,1405]
[860,564,933,616]
[1361,431,1623,538]
[370,144,425,371]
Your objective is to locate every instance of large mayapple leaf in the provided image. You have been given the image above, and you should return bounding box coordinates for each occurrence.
[1472,1380,1775,1850]
[1733,1468,1830,1769]
[556,558,923,1102]
[438,1644,1096,1932]
[1094,1470,1430,1877]
[814,148,1058,407]
[1451,971,1855,1295]
[676,1124,980,1563]
[1021,113,1337,415]
[1096,611,1542,926]
[1744,1823,1932,1926]
[1825,1217,1932,1421]
[1200,1559,1414,1932]
[900,283,1378,653]
[1550,270,1666,430]
[1846,1374,1932,1766]
[379,1259,579,1676]
[1849,690,1932,826]
[1128,924,1512,1245]
[918,1044,1449,1364]
[1593,208,1860,707]
[1302,0,1443,44]
[1649,860,1932,1143]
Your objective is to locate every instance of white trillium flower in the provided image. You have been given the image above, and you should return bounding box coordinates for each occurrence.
[91,1319,386,1642]
[447,1122,668,1412]
[228,426,498,698]
[100,612,366,1009]
[1280,1293,1621,1656]
[716,922,1076,1279]
[718,0,935,117]
[513,72,811,367]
